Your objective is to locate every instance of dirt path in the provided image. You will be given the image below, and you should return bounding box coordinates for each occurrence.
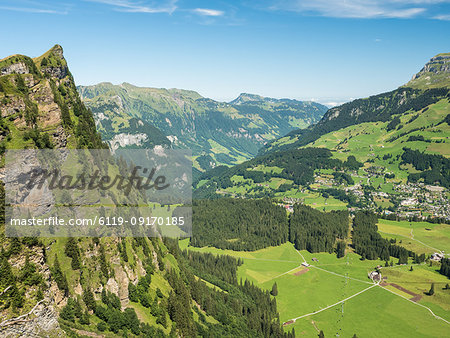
[283,284,377,325]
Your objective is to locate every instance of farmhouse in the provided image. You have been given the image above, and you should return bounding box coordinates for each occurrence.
[431,253,444,261]
[368,271,381,282]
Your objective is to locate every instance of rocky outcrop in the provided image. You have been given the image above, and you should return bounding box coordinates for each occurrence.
[109,132,148,152]
[0,96,25,118]
[413,53,450,79]
[0,300,61,337]
[41,66,68,79]
[0,61,29,76]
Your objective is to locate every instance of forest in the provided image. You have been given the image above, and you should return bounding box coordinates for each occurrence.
[401,148,450,188]
[439,258,450,278]
[352,211,419,264]
[191,198,289,250]
[191,199,351,254]
[289,204,349,253]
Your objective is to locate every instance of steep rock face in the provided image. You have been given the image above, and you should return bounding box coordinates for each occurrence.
[0,62,29,76]
[407,52,450,89]
[229,93,265,105]
[414,53,450,77]
[0,44,105,150]
[0,45,104,336]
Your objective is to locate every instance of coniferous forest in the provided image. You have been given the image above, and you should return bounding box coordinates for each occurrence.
[289,205,349,253]
[191,199,350,253]
[352,211,416,264]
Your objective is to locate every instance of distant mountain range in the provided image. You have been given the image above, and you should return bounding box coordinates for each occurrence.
[260,53,450,155]
[77,83,327,172]
[195,53,450,199]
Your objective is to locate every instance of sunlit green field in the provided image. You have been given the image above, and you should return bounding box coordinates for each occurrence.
[180,239,450,337]
[377,219,450,254]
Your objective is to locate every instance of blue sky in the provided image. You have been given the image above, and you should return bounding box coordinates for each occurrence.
[0,1,449,105]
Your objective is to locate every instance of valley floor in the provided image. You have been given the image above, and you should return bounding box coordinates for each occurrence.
[179,240,450,337]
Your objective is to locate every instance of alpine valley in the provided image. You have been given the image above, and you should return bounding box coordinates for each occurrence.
[77,83,327,175]
[0,45,449,338]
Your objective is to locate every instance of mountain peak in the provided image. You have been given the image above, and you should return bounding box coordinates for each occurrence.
[49,44,64,58]
[406,52,450,89]
[230,93,265,105]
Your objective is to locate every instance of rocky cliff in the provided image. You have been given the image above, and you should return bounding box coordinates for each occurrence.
[407,52,450,89]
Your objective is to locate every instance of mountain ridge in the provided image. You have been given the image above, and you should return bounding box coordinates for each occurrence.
[78,82,328,171]
[0,45,295,338]
[260,52,450,155]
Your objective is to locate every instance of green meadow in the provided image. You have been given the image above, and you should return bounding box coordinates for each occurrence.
[377,219,450,254]
[291,285,449,337]
[180,239,450,336]
[381,264,450,322]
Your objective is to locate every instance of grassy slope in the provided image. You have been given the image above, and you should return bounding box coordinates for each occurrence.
[180,239,450,337]
[265,98,449,183]
[377,219,450,254]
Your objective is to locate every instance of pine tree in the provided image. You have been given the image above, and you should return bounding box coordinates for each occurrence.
[0,256,15,286]
[128,282,138,302]
[83,288,96,311]
[10,284,24,309]
[60,300,75,322]
[15,74,28,94]
[270,282,278,296]
[73,298,83,318]
[65,238,81,270]
[121,240,129,262]
[52,255,69,296]
[428,283,435,296]
[319,330,325,338]
[79,310,90,325]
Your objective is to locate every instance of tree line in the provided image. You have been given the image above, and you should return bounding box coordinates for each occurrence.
[352,211,419,264]
[402,147,450,188]
[191,199,351,254]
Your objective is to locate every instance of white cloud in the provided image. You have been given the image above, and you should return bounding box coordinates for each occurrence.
[193,8,225,17]
[269,0,450,19]
[0,5,68,14]
[434,13,450,19]
[86,0,177,14]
